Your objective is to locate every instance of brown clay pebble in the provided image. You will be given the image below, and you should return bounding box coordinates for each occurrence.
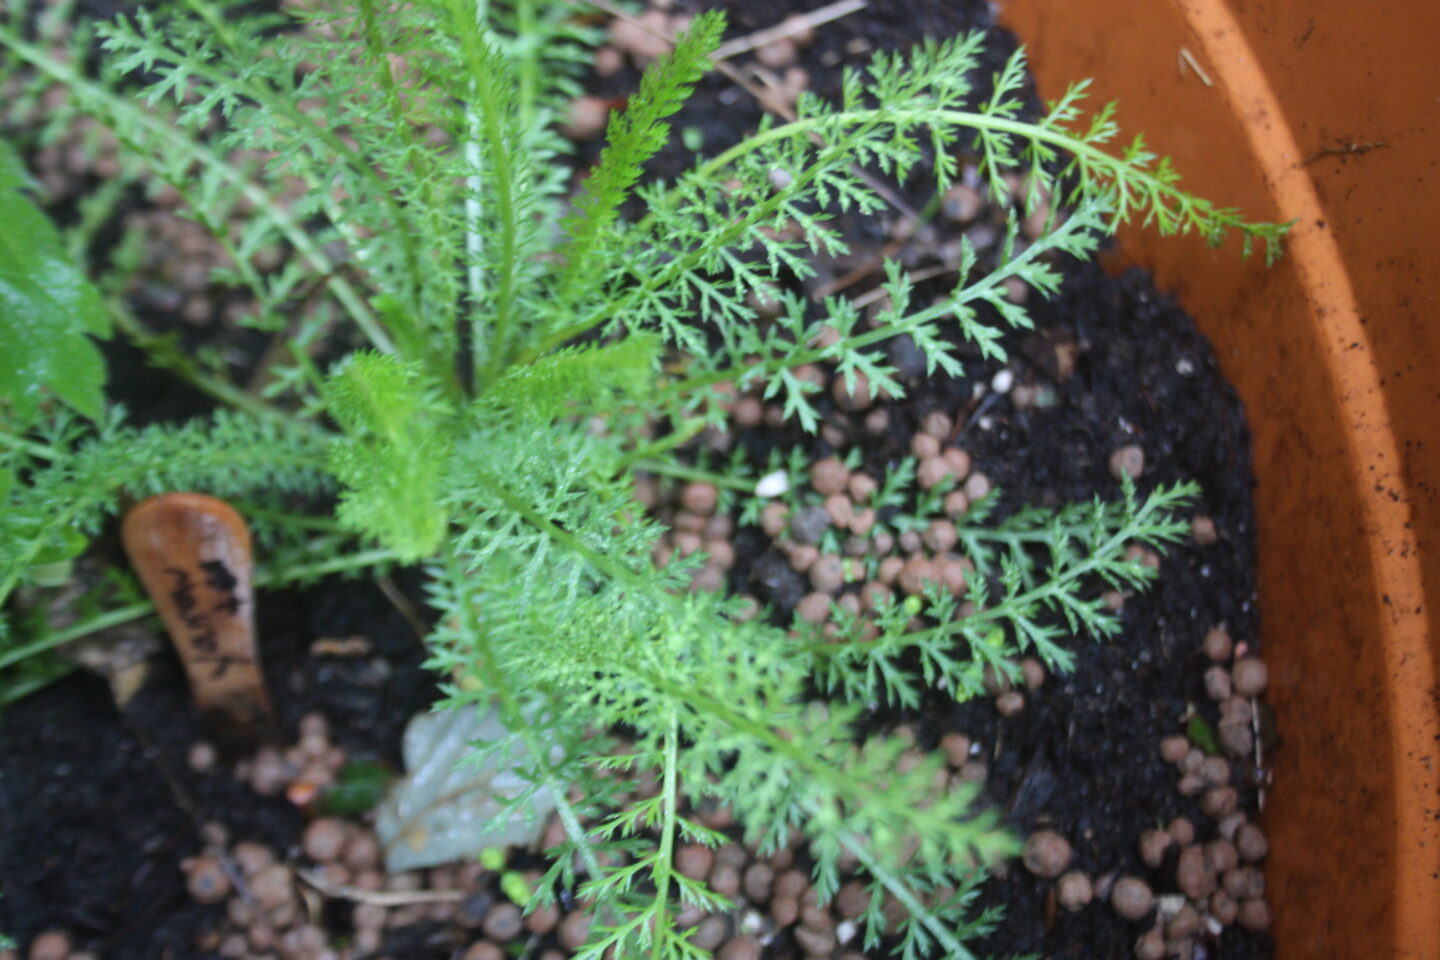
[1209,889,1239,926]
[562,96,609,140]
[1110,876,1154,920]
[832,371,872,411]
[1204,665,1233,701]
[1134,930,1165,960]
[1232,657,1269,696]
[718,937,763,960]
[231,841,273,876]
[796,592,831,623]
[1235,823,1269,862]
[1159,736,1190,763]
[1022,830,1072,878]
[794,924,837,957]
[1167,903,1202,939]
[250,863,294,909]
[771,895,799,926]
[483,903,523,941]
[835,879,871,918]
[1216,811,1248,841]
[809,554,844,593]
[1109,445,1145,480]
[995,690,1025,717]
[182,855,232,904]
[462,944,504,960]
[1176,845,1217,900]
[558,910,591,950]
[302,817,349,863]
[28,932,71,960]
[912,432,941,459]
[963,471,992,501]
[1138,829,1172,869]
[681,482,718,515]
[692,915,729,951]
[525,903,560,935]
[1222,866,1266,900]
[1019,657,1046,691]
[743,862,774,902]
[1198,755,1231,786]
[1200,786,1239,818]
[1238,898,1272,931]
[943,489,970,518]
[1056,870,1093,910]
[917,456,955,490]
[1207,839,1239,874]
[810,458,849,496]
[1191,516,1219,545]
[343,831,381,870]
[922,519,957,553]
[940,732,971,767]
[1202,626,1234,662]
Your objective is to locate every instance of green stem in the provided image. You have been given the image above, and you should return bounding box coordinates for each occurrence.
[648,710,681,960]
[629,459,752,492]
[843,833,977,960]
[0,602,153,671]
[109,305,299,423]
[0,431,60,461]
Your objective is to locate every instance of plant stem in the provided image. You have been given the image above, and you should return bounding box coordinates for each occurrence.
[629,459,753,492]
[649,710,681,960]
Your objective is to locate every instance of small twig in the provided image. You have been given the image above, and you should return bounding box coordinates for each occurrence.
[298,867,466,905]
[849,262,957,310]
[1303,139,1387,166]
[710,0,867,61]
[1177,47,1213,87]
[376,574,429,641]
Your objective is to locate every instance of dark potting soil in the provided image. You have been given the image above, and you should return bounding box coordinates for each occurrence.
[0,575,439,958]
[1,1,1269,958]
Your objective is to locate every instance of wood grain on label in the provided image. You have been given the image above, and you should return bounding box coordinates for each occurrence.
[122,493,273,731]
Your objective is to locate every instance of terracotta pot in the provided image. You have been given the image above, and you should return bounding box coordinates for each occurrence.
[995,1,1439,956]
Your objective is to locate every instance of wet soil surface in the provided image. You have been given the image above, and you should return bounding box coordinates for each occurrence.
[1,0,1269,957]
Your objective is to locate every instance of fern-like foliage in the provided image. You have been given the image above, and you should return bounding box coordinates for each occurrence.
[0,1,1285,956]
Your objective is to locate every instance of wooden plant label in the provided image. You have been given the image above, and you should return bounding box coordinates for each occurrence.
[122,493,273,733]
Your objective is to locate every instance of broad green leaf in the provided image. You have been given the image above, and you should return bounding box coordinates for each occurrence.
[0,138,111,422]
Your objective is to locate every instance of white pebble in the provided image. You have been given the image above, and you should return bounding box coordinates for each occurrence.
[836,920,857,944]
[990,369,1014,393]
[768,167,794,190]
[755,471,790,498]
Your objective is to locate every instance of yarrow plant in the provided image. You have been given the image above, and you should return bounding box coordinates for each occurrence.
[0,0,1284,956]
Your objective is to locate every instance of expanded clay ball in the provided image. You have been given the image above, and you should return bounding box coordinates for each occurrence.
[995,690,1025,717]
[1200,786,1239,818]
[1167,903,1201,940]
[1159,736,1190,764]
[1108,445,1145,481]
[1210,889,1239,926]
[1234,823,1269,862]
[1138,829,1172,869]
[810,458,850,497]
[912,433,941,459]
[28,931,72,960]
[940,732,972,767]
[250,863,294,909]
[181,854,231,904]
[1168,817,1196,847]
[921,411,953,438]
[1204,665,1233,701]
[1134,930,1165,960]
[675,845,714,881]
[922,519,957,553]
[809,555,844,593]
[1110,877,1154,920]
[483,903,523,941]
[1022,830,1072,878]
[917,457,956,490]
[302,817,348,863]
[796,592,831,623]
[1019,657,1046,691]
[832,371,873,411]
[1056,871,1093,911]
[1202,626,1233,662]
[1191,516,1219,546]
[760,502,789,538]
[1176,846,1217,900]
[1238,898,1272,932]
[847,473,877,503]
[1232,657,1269,696]
[462,944,504,960]
[681,482,718,515]
[718,937,763,960]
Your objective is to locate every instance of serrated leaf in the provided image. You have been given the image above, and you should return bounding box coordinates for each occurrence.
[0,139,110,422]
